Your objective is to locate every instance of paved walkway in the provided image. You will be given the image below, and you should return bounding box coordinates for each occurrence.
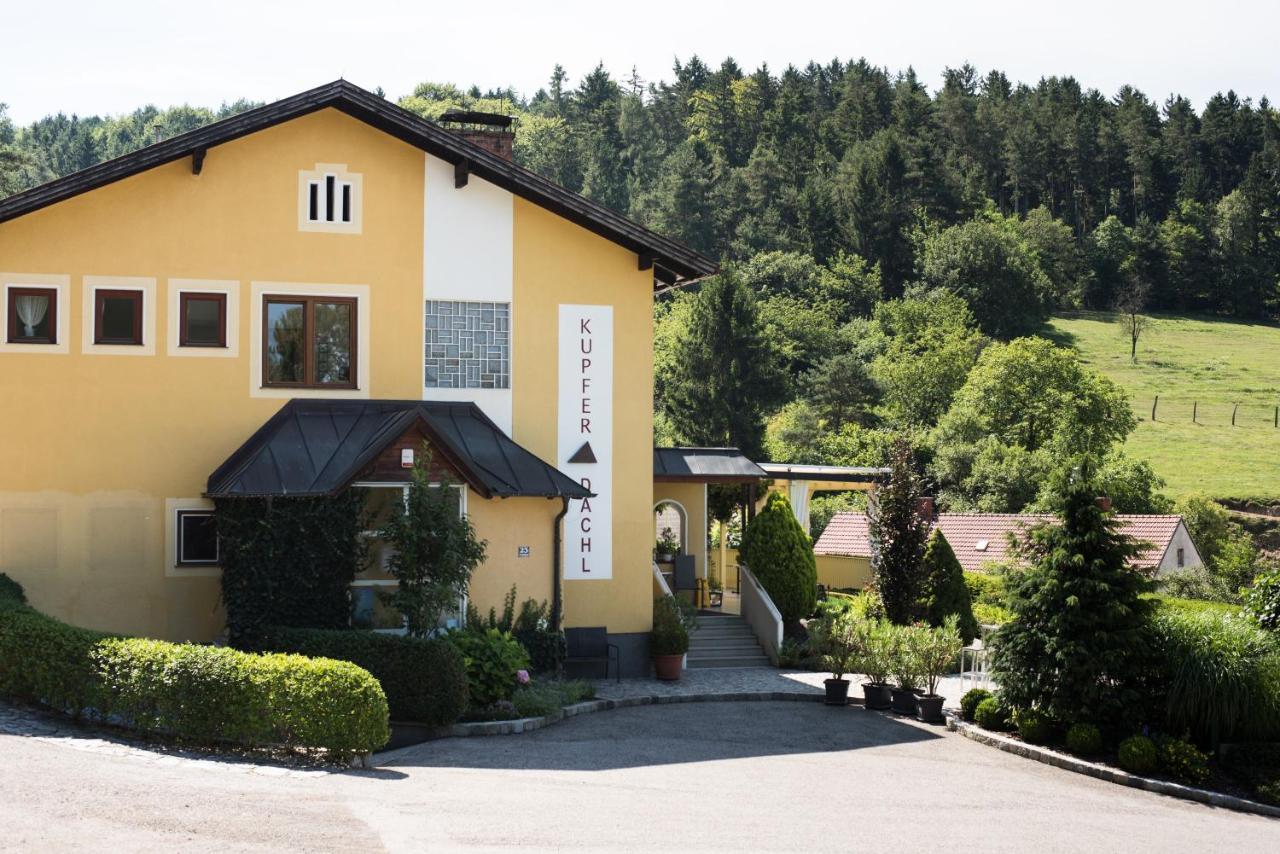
[4,698,1274,852]
[595,666,976,708]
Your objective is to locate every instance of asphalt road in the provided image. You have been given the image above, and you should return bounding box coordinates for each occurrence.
[2,702,1276,852]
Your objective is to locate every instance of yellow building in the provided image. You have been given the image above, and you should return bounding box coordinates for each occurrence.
[0,81,716,675]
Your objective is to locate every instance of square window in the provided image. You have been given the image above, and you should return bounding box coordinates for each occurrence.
[262,295,357,389]
[7,287,57,344]
[94,289,143,345]
[176,510,219,566]
[179,293,227,348]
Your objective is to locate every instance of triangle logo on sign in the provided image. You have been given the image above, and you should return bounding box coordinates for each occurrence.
[568,441,597,464]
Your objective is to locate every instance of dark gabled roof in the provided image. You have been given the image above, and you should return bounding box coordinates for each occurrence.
[0,80,717,288]
[207,399,590,500]
[653,447,768,483]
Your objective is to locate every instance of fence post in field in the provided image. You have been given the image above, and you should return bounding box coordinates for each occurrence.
[1232,403,1238,426]
[1152,395,1158,421]
[1193,401,1197,423]
[1275,406,1278,428]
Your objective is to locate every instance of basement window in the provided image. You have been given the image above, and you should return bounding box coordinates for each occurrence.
[176,510,219,566]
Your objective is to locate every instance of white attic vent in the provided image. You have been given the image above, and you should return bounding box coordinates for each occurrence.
[974,539,989,552]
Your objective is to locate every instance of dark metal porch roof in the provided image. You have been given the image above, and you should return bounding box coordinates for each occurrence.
[653,447,768,483]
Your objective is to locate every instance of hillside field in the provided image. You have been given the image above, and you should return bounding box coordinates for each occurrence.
[1044,312,1280,504]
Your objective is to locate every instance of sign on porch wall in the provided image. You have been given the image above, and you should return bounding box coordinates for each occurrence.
[558,304,613,580]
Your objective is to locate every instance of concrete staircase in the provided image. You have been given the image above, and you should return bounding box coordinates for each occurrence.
[686,613,771,669]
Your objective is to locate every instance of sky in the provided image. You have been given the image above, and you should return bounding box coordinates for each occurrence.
[3,0,1278,124]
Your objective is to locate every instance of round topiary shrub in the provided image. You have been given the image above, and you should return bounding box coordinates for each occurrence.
[974,696,1011,731]
[1117,735,1158,774]
[738,491,817,625]
[1157,736,1210,786]
[1065,723,1103,756]
[1013,708,1053,745]
[960,688,993,722]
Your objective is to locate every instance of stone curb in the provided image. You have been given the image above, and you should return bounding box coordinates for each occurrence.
[375,691,832,759]
[947,714,1280,820]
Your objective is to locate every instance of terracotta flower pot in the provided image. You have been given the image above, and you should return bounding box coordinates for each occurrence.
[653,653,683,681]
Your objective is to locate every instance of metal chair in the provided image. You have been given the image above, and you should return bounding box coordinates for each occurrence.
[673,555,697,597]
[564,626,620,682]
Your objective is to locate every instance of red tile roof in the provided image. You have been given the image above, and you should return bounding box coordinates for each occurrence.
[814,512,1186,572]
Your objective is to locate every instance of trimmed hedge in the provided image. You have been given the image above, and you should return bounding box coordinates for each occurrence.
[0,591,389,759]
[262,626,467,726]
[1118,735,1158,774]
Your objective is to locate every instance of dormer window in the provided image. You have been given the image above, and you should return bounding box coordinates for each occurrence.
[298,163,362,234]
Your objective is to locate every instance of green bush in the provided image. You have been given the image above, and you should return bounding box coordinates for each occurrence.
[0,572,26,604]
[261,626,467,726]
[1149,609,1280,747]
[960,688,993,722]
[94,639,389,758]
[1013,708,1054,745]
[922,531,979,644]
[1219,742,1280,805]
[1065,723,1103,756]
[0,598,388,758]
[651,596,691,656]
[1117,735,1158,774]
[1244,567,1280,630]
[510,680,596,719]
[974,696,1011,731]
[1152,595,1242,619]
[447,628,530,709]
[963,570,1007,606]
[1157,736,1210,786]
[738,491,817,624]
[972,602,1014,626]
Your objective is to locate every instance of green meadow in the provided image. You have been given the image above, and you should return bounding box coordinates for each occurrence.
[1044,312,1280,504]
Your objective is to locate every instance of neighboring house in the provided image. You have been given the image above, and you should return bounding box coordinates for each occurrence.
[815,509,1204,577]
[0,81,717,675]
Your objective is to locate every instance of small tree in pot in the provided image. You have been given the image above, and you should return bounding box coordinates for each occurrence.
[814,611,860,705]
[859,620,896,710]
[913,615,964,723]
[890,625,924,715]
[651,596,690,681]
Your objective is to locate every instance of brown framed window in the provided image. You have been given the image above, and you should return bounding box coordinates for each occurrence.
[94,289,144,345]
[6,286,57,344]
[179,292,227,348]
[176,510,219,566]
[262,295,357,388]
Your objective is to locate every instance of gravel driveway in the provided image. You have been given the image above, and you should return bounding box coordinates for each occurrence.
[2,701,1275,852]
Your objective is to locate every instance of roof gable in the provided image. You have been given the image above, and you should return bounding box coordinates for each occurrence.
[0,81,717,288]
[814,511,1190,572]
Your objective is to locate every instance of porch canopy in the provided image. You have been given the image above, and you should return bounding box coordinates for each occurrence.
[653,446,768,484]
[207,399,590,499]
[756,462,890,533]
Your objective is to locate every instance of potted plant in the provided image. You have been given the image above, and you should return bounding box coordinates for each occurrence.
[651,596,689,680]
[890,625,924,715]
[816,611,859,705]
[859,620,895,710]
[913,616,963,724]
[655,527,680,563]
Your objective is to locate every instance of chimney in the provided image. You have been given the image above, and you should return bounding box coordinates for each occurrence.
[438,110,515,161]
[915,496,936,521]
[1095,496,1113,512]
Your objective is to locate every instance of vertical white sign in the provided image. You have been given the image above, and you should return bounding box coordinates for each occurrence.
[559,304,613,580]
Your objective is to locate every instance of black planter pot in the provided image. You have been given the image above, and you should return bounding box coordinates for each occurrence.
[890,687,918,715]
[862,682,892,710]
[915,693,945,724]
[824,678,850,706]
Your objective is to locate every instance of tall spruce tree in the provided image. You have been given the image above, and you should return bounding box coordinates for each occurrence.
[659,272,784,460]
[868,438,929,624]
[991,465,1154,727]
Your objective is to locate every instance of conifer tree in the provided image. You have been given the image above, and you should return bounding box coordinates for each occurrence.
[868,438,929,624]
[922,529,979,644]
[991,465,1154,727]
[738,491,817,625]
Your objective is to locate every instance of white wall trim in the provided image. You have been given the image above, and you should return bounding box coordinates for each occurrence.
[164,497,220,578]
[166,279,241,358]
[248,280,371,399]
[82,276,157,356]
[0,273,70,355]
[298,162,363,235]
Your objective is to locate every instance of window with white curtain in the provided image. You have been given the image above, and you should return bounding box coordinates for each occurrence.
[6,287,57,344]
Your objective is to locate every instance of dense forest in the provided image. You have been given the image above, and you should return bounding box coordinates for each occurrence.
[3,60,1278,541]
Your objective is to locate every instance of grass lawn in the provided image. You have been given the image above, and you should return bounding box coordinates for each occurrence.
[1044,312,1280,504]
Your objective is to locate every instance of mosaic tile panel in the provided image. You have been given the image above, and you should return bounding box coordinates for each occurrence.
[424,300,510,389]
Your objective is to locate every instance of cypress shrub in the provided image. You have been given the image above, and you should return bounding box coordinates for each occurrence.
[922,530,979,644]
[738,491,817,625]
[262,626,468,726]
